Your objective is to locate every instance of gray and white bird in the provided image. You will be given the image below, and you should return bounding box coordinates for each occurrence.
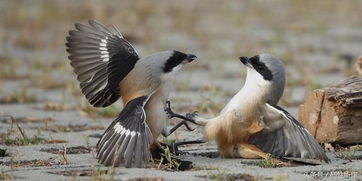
[65,20,197,167]
[169,54,329,163]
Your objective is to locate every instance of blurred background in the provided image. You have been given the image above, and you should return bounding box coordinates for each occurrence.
[1,0,362,117]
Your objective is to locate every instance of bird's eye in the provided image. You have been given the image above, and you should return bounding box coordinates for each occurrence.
[257,65,263,70]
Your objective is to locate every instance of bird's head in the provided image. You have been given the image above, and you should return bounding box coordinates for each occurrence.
[163,50,196,72]
[137,50,196,85]
[158,50,196,81]
[239,53,285,105]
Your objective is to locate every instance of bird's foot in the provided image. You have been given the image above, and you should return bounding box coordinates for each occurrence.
[165,101,177,119]
[159,139,205,156]
[164,101,198,125]
[185,111,198,120]
[152,144,192,171]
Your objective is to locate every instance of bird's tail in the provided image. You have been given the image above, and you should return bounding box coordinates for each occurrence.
[96,96,153,167]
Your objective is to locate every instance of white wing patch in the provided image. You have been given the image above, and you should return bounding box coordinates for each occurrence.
[114,123,124,133]
[99,38,109,62]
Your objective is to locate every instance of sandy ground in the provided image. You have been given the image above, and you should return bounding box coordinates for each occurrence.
[1,0,362,180]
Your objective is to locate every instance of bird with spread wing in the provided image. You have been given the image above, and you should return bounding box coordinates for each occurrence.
[66,20,197,167]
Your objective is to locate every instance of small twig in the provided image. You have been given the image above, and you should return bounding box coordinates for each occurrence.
[13,117,27,140]
[157,157,164,169]
[62,146,68,164]
[1,115,27,139]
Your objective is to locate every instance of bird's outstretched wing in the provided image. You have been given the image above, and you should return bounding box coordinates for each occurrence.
[66,20,139,107]
[249,103,329,163]
[96,96,153,167]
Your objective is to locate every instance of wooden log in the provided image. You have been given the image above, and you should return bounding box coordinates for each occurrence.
[298,75,362,144]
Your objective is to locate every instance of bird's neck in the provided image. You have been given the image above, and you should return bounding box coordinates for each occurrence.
[223,78,271,114]
[240,81,269,104]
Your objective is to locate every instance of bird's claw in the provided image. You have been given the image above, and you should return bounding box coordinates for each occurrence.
[186,111,198,120]
[164,101,175,119]
[165,101,198,126]
[165,100,171,108]
[165,111,172,119]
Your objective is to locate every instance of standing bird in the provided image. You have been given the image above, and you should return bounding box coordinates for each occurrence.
[167,54,329,163]
[66,20,197,167]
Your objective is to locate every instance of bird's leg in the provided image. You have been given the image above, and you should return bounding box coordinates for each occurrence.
[237,143,269,159]
[173,139,205,147]
[165,139,206,155]
[237,143,291,166]
[162,120,195,137]
[162,103,199,137]
[160,123,204,155]
[164,101,199,125]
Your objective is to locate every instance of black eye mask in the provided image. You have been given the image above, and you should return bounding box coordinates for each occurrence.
[249,55,273,81]
[163,51,187,73]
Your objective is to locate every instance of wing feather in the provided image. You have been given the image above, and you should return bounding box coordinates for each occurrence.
[66,20,140,107]
[249,103,329,163]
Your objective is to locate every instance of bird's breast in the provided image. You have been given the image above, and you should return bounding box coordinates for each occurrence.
[143,84,171,137]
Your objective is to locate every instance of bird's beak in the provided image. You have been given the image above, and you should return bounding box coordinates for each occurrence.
[239,56,252,68]
[186,54,197,62]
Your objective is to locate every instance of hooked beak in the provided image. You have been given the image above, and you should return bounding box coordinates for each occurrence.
[239,56,252,68]
[186,54,197,62]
